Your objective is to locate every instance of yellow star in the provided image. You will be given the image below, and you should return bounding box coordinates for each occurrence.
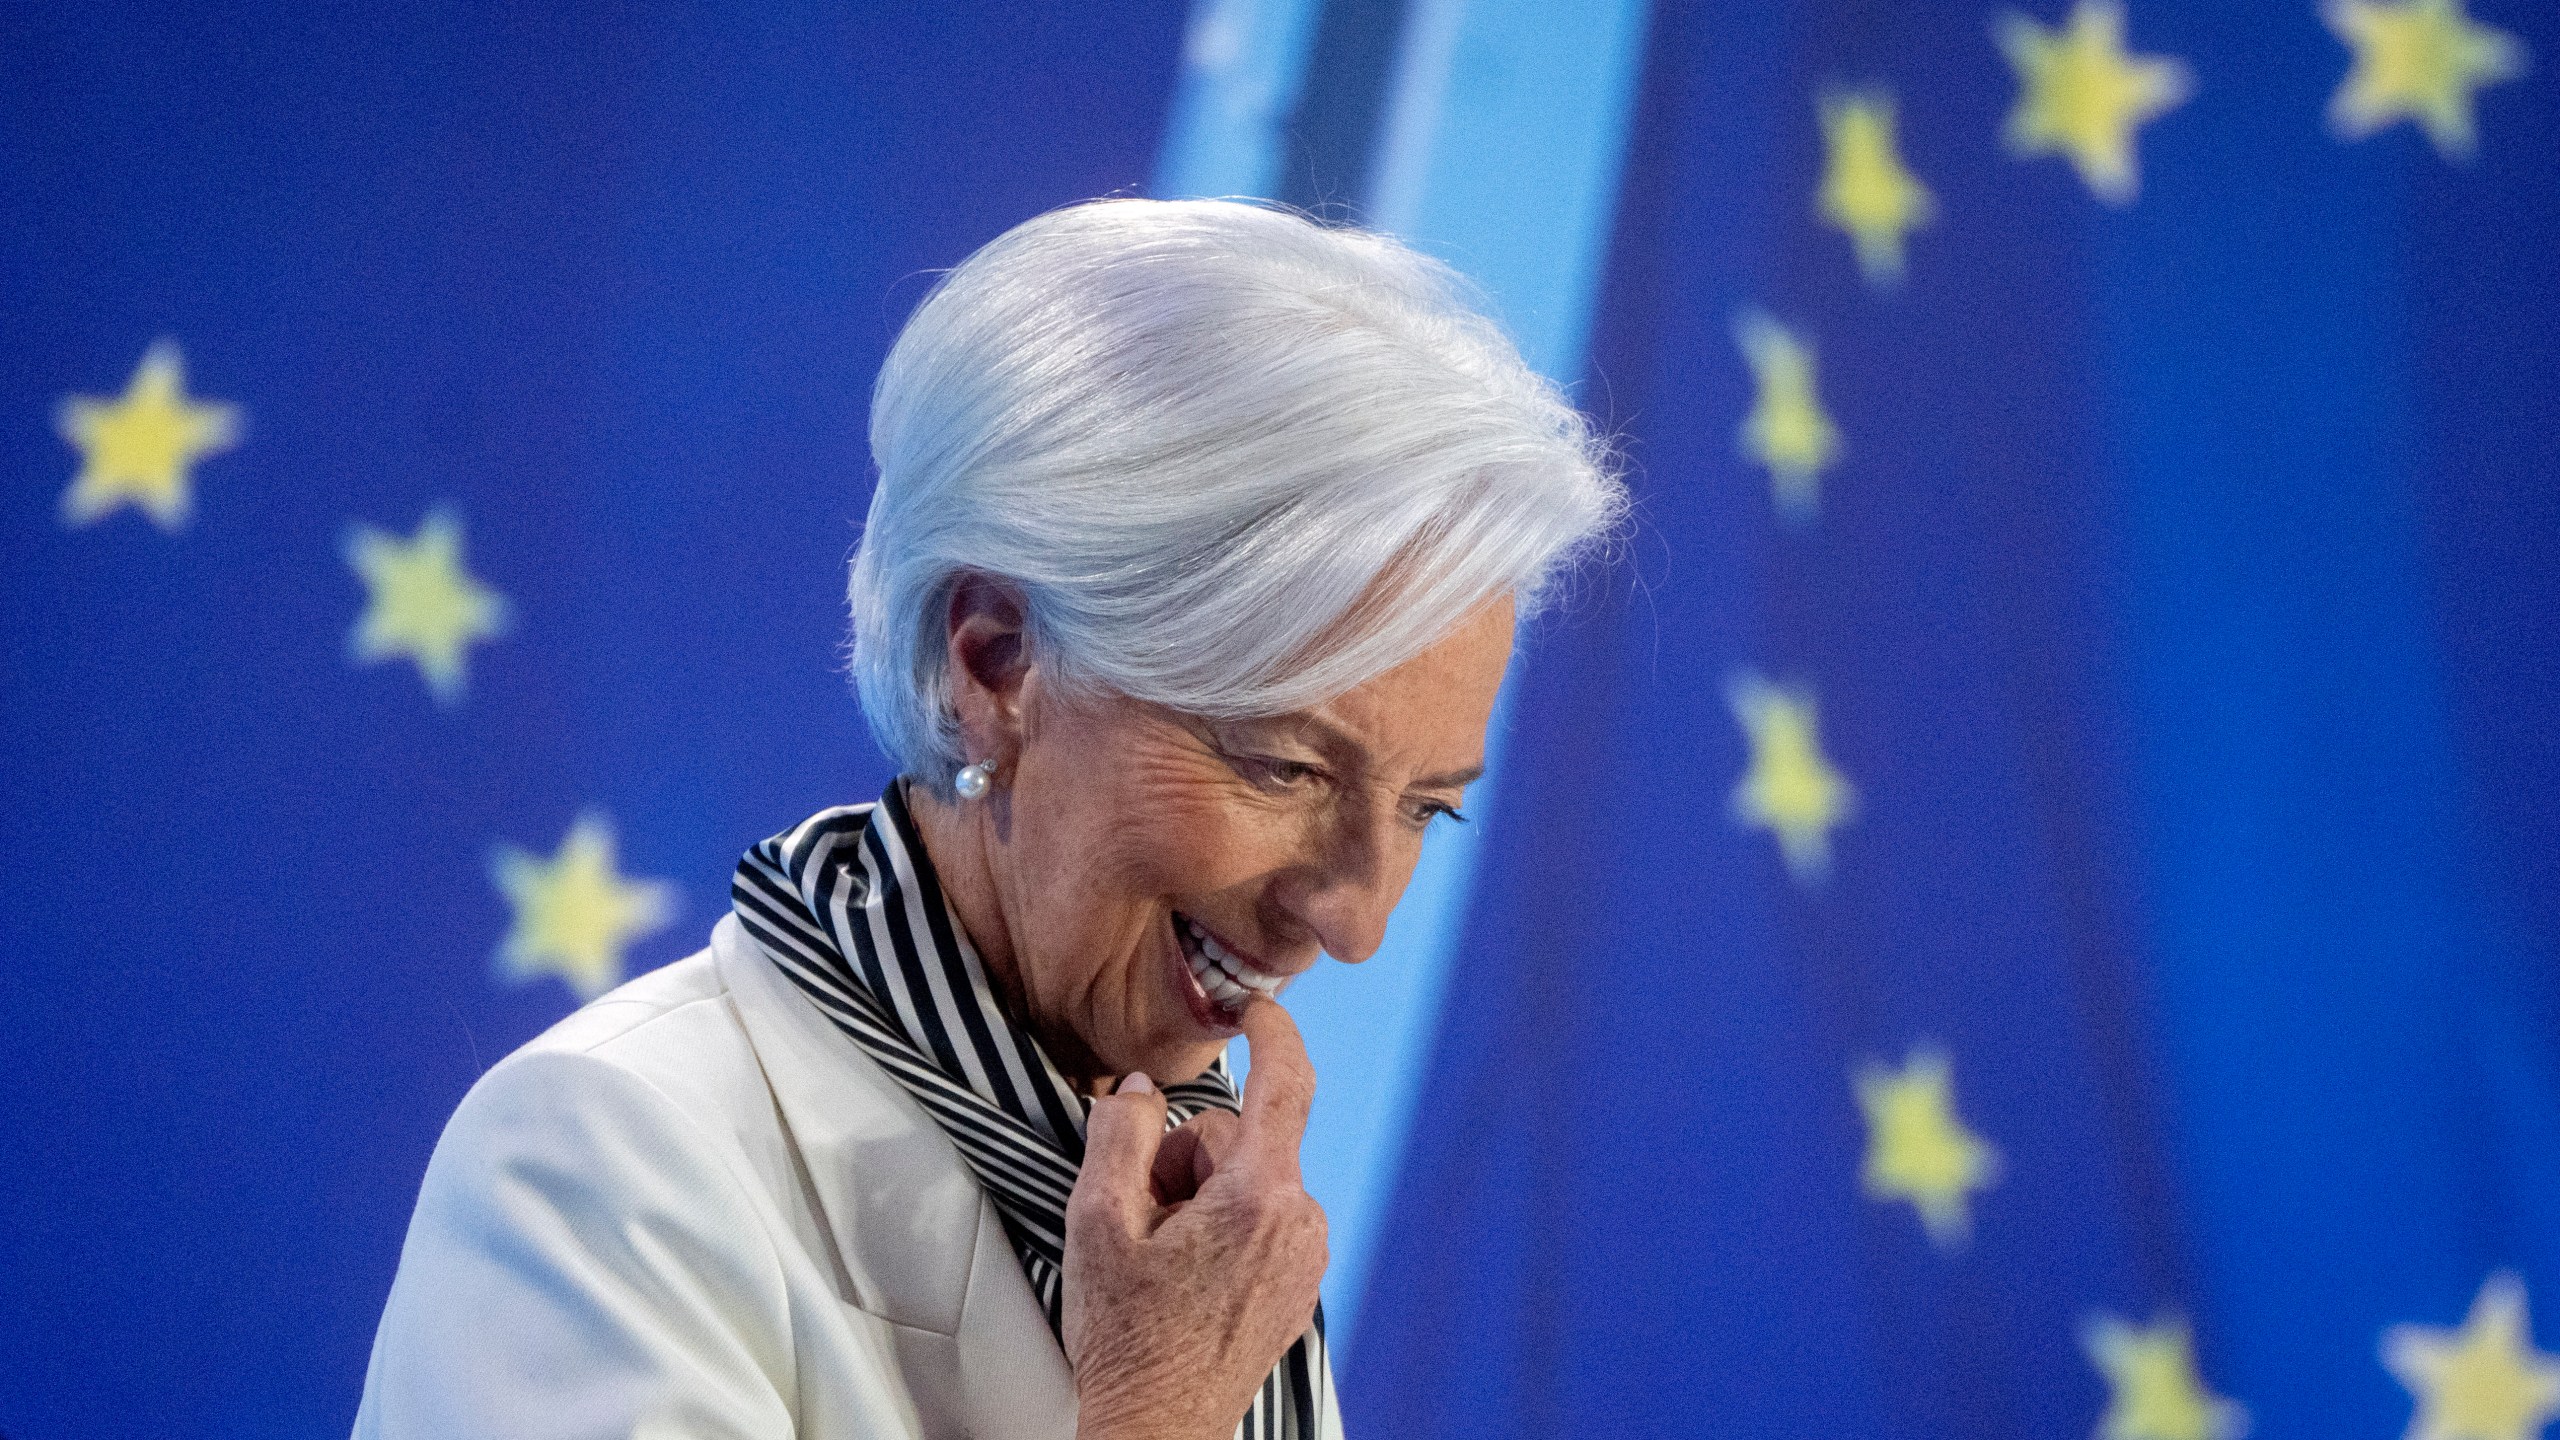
[1734,312,1840,523]
[2084,1312,2251,1440]
[2324,0,2527,161]
[2383,1272,2560,1440]
[1727,673,1855,884]
[55,340,241,532]
[1819,88,1937,286]
[1853,1045,1999,1249]
[344,507,510,706]
[1996,0,2195,204]
[491,813,677,1001]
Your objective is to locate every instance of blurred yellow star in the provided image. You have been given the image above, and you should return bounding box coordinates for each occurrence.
[2383,1272,2560,1440]
[1996,0,2194,204]
[345,507,509,706]
[1728,673,1855,884]
[1819,88,1936,286]
[1854,1045,1999,1249]
[2084,1313,2250,1440]
[1734,312,1840,522]
[55,341,241,531]
[491,813,676,1001]
[2323,0,2526,160]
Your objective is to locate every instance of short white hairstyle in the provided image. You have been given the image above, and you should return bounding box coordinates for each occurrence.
[849,197,1623,796]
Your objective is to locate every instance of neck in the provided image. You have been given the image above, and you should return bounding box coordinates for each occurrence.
[900,778,1115,1096]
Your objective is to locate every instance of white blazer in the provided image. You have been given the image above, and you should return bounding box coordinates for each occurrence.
[353,912,1084,1439]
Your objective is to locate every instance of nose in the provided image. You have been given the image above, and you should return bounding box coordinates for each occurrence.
[1269,792,1423,965]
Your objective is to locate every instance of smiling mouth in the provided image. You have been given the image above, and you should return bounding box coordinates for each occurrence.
[1171,911,1285,1020]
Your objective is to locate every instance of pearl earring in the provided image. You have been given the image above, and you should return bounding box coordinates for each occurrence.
[954,761,995,800]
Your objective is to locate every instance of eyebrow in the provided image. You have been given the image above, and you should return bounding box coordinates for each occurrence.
[1417,762,1486,790]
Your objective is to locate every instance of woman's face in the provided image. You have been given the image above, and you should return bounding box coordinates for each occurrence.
[928,591,1516,1089]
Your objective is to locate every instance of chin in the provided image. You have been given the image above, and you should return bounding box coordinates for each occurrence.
[1162,1038,1229,1083]
[1113,1033,1226,1087]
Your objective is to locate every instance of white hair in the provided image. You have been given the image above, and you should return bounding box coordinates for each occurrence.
[849,197,1624,796]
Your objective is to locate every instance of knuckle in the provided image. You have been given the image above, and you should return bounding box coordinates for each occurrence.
[1064,1188,1112,1232]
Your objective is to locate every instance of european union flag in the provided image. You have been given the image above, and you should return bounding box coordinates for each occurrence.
[7,1,2557,1437]
[1355,2,2560,1438]
[1,4,1187,1433]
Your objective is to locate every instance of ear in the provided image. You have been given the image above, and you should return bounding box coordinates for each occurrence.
[942,574,1033,768]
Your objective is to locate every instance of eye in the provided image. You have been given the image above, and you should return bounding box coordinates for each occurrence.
[1404,797,1471,830]
[1230,752,1324,793]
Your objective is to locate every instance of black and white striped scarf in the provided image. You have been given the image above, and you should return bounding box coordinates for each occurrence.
[730,784,1334,1440]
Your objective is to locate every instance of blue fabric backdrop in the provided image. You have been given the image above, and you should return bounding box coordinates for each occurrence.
[0,5,1181,1434]
[1350,2,2560,1438]
[7,2,2559,1438]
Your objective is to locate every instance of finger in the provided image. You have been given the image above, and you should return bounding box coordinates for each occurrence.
[1184,1109,1240,1187]
[1150,1110,1241,1203]
[1073,1072,1170,1234]
[1151,1123,1206,1204]
[1237,999,1315,1162]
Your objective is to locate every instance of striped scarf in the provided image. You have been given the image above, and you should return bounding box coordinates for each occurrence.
[730,784,1335,1440]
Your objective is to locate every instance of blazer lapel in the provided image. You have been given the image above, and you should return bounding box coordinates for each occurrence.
[713,913,1077,1438]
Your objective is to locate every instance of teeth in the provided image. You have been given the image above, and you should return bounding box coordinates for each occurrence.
[1198,930,1282,995]
[1194,953,1251,1008]
[1177,913,1284,1006]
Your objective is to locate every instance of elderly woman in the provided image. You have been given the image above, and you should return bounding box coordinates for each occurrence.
[353,198,1619,1440]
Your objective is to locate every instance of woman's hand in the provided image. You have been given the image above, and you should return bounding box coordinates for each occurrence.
[1063,1000,1329,1440]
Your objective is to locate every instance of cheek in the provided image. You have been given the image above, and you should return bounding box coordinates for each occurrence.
[1101,747,1303,898]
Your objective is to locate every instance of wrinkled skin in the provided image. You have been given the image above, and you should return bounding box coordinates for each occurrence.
[906,576,1515,1440]
[1065,1011,1327,1440]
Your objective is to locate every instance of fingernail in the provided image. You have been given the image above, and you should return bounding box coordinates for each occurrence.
[1119,1072,1155,1095]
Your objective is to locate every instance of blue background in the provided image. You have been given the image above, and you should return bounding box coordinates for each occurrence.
[4,0,2555,1437]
